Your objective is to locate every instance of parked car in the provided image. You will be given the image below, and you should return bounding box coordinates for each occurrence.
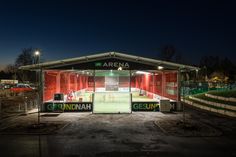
[10,83,34,93]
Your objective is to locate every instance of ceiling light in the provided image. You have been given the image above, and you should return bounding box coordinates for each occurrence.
[118,66,122,70]
[158,66,164,70]
[136,71,151,74]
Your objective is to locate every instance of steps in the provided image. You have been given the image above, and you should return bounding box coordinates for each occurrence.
[182,93,236,118]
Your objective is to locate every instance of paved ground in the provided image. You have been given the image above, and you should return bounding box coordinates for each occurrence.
[0,106,235,157]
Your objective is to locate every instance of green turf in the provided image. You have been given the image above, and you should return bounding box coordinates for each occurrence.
[93,92,131,113]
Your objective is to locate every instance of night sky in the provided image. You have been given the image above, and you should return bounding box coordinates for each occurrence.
[0,0,235,69]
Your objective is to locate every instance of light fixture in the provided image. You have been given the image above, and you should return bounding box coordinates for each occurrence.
[136,71,151,74]
[35,51,40,56]
[117,66,122,70]
[158,66,164,70]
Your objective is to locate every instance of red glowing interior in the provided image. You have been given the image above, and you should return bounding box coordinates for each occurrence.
[43,70,178,102]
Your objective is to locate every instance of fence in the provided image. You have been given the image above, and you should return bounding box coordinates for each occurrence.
[181,81,236,96]
[0,90,38,119]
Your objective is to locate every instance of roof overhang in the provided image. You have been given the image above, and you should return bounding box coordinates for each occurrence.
[19,51,199,71]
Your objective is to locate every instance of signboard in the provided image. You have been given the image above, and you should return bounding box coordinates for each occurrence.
[51,58,156,70]
[43,102,93,112]
[132,102,159,111]
[0,79,18,84]
[95,61,130,69]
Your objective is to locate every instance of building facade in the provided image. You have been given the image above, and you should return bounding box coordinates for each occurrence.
[20,52,198,113]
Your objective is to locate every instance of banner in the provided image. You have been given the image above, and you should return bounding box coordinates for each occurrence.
[43,102,93,112]
[51,58,156,70]
[132,102,159,111]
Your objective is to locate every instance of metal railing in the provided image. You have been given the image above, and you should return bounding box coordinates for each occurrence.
[0,90,38,120]
[181,81,236,96]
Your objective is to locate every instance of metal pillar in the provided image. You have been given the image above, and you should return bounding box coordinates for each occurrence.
[161,72,165,99]
[177,69,182,111]
[152,73,154,94]
[36,67,43,124]
[129,70,131,92]
[56,72,61,93]
[93,69,95,92]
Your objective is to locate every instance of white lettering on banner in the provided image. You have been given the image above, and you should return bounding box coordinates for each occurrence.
[103,62,129,68]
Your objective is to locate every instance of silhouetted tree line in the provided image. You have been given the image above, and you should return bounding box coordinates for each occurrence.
[0,48,38,82]
[199,56,236,82]
[158,45,236,82]
[0,46,235,83]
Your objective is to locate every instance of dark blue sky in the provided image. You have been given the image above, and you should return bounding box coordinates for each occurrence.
[0,0,235,69]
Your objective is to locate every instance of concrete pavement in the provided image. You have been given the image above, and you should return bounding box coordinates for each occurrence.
[0,108,235,157]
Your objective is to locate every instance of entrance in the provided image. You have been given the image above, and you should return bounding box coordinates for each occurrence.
[93,70,131,113]
[105,76,119,91]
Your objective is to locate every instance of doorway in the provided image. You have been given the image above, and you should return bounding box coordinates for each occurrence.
[93,70,131,113]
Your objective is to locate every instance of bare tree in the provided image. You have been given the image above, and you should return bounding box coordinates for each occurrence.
[5,64,17,79]
[159,45,176,61]
[14,48,36,82]
[15,48,34,67]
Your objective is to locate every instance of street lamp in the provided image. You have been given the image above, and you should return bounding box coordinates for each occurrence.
[34,50,41,125]
[35,51,40,56]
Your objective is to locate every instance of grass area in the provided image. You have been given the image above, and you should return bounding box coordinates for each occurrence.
[208,90,236,98]
[185,97,236,112]
[194,94,236,106]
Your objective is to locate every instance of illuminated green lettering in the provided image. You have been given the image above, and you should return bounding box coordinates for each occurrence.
[47,103,53,111]
[72,104,76,110]
[133,103,139,109]
[64,104,72,110]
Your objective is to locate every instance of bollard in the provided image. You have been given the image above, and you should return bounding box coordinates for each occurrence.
[24,102,28,115]
[30,100,33,110]
[18,103,21,112]
[24,96,28,115]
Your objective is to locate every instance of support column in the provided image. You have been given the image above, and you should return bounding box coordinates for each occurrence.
[129,70,131,92]
[152,74,154,94]
[67,73,71,92]
[161,72,165,99]
[56,72,61,93]
[74,74,77,91]
[177,69,182,111]
[40,68,44,112]
[93,69,95,92]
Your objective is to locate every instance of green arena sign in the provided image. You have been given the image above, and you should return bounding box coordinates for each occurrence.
[43,102,93,112]
[95,62,102,67]
[132,102,159,111]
